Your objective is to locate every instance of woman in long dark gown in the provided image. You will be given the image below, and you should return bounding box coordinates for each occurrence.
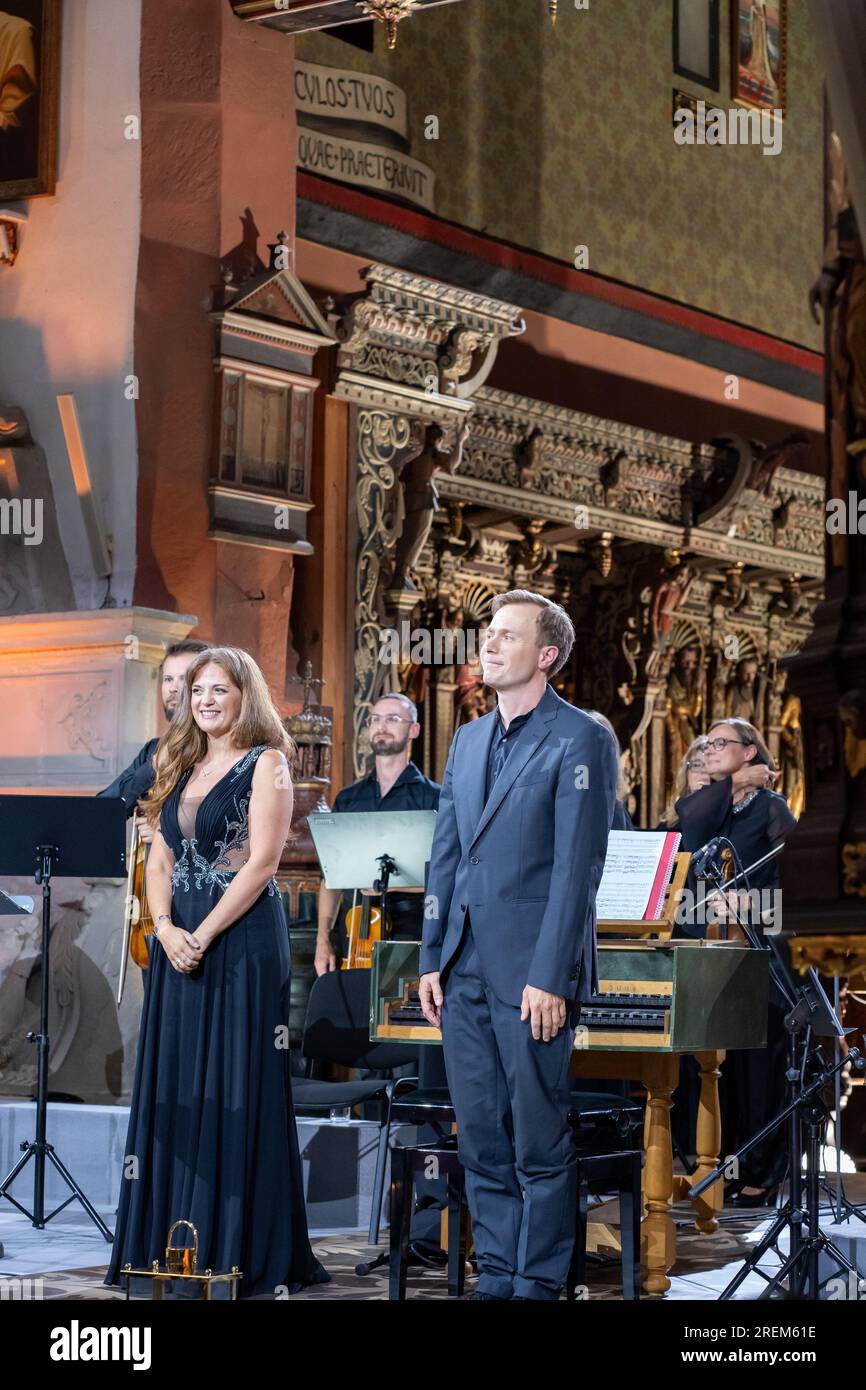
[105,647,329,1297]
[674,717,796,1207]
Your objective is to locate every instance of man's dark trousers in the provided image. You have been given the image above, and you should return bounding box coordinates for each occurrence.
[442,921,577,1300]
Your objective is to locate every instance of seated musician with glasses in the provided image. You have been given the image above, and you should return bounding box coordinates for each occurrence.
[674,716,796,1209]
[314,692,441,973]
[314,691,447,1266]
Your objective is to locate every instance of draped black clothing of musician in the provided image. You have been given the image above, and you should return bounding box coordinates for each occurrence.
[104,746,328,1297]
[672,776,797,1191]
[97,737,160,816]
[675,776,795,936]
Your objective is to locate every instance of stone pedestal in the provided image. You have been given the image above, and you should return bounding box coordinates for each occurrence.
[0,608,196,793]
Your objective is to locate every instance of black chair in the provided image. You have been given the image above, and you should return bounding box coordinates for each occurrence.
[388,1087,643,1300]
[389,1134,468,1299]
[567,1091,644,1301]
[387,1087,459,1292]
[292,969,419,1244]
[389,1085,455,1133]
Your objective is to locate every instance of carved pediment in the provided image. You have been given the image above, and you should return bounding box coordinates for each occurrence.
[220,265,336,347]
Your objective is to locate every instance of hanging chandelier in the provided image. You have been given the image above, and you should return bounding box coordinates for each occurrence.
[356,0,421,49]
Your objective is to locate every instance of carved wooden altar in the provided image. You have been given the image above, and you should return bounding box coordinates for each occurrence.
[326,260,824,820]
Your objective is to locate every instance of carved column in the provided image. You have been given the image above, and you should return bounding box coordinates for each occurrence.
[332,264,525,777]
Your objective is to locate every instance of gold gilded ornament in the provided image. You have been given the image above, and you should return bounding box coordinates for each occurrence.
[356,0,421,49]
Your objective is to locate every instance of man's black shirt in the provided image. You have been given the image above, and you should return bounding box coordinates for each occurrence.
[331,761,441,940]
[484,708,533,801]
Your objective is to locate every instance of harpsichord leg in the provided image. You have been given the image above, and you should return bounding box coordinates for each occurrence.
[689,1049,725,1233]
[641,1053,679,1295]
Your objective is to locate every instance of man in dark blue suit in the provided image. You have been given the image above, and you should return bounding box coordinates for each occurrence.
[419,590,618,1300]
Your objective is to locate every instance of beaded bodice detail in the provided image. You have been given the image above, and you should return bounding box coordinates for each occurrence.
[162,746,279,897]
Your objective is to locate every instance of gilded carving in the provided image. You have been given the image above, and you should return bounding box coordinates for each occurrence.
[842,842,866,897]
[352,408,426,776]
[839,690,866,778]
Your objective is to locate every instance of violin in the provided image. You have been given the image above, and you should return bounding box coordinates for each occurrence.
[719,847,747,943]
[117,814,154,1004]
[343,889,391,971]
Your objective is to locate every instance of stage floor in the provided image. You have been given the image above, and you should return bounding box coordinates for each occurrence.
[5,1180,866,1299]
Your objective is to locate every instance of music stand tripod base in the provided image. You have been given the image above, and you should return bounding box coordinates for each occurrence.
[0,796,126,1242]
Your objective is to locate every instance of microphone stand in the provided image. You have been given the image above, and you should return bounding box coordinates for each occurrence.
[700,842,866,1229]
[374,853,397,941]
[689,842,863,1299]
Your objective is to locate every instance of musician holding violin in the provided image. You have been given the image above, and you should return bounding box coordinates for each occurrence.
[98,640,210,822]
[674,717,796,1209]
[314,692,441,974]
[315,690,447,1266]
[98,639,209,974]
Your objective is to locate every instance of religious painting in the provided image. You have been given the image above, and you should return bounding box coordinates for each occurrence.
[731,0,786,115]
[0,0,60,199]
[673,0,720,92]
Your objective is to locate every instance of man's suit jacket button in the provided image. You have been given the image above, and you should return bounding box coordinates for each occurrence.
[470,855,480,865]
[460,903,467,912]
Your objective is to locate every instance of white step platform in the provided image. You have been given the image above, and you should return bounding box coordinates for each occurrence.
[0,1098,417,1275]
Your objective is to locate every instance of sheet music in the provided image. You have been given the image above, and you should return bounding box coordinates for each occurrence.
[595,830,674,920]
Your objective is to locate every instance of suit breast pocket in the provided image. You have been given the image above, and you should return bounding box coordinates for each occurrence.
[512,774,549,791]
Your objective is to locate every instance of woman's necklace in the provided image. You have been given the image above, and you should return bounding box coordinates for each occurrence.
[732,788,761,814]
[197,752,235,781]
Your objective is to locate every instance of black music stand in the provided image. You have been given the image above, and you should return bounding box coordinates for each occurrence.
[0,795,126,1241]
[0,890,32,1260]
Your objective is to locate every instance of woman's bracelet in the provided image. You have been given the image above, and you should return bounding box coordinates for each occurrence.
[153,914,171,937]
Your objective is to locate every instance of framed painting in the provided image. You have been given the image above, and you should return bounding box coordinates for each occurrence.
[0,0,61,199]
[673,0,720,92]
[731,0,787,116]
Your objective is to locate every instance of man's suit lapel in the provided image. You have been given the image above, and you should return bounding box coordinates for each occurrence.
[460,711,497,845]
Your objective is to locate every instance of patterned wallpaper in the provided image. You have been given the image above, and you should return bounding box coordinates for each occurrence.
[298,1,824,351]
